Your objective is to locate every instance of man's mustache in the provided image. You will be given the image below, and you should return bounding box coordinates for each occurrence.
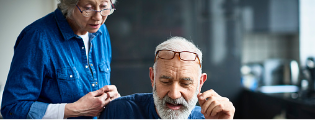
[162,95,189,108]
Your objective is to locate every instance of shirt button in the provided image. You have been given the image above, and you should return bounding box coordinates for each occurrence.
[70,75,73,78]
[82,47,84,49]
[90,64,93,66]
[85,65,88,68]
[92,84,95,87]
[96,82,98,85]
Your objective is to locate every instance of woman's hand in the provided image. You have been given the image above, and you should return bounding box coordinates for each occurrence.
[102,85,120,101]
[63,85,120,118]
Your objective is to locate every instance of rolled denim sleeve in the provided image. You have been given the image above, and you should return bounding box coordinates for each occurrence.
[27,102,49,119]
[42,103,67,119]
[1,28,49,118]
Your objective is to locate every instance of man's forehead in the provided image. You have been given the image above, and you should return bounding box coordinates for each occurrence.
[156,60,199,78]
[156,58,199,70]
[160,48,195,53]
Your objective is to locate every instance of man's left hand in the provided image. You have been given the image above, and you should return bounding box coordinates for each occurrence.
[197,89,235,119]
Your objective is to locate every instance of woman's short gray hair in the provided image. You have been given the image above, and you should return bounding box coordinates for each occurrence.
[58,0,117,18]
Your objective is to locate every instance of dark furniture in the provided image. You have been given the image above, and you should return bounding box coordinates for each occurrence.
[240,89,315,119]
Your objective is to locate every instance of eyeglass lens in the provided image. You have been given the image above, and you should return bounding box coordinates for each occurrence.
[158,50,196,61]
[82,8,112,17]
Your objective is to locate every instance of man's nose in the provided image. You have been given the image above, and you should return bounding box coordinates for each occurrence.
[174,52,181,60]
[168,84,182,99]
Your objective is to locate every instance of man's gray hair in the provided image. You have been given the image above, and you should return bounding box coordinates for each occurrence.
[153,36,203,72]
[58,0,117,18]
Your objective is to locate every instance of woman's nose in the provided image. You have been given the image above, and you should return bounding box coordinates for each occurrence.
[92,11,103,20]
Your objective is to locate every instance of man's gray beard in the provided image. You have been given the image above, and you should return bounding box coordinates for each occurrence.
[153,84,199,119]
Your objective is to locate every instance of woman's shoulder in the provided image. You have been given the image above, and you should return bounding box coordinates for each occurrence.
[15,12,58,49]
[19,11,61,42]
[23,11,57,34]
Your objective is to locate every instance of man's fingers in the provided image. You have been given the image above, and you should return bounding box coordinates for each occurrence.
[204,97,235,119]
[205,98,218,116]
[200,95,225,116]
[199,89,235,119]
[200,96,213,114]
[208,104,223,116]
[199,89,220,100]
[197,93,205,105]
[198,90,216,107]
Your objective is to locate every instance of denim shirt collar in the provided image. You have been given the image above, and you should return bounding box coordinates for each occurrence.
[54,8,102,41]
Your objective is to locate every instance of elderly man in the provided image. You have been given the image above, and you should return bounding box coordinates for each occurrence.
[99,36,235,119]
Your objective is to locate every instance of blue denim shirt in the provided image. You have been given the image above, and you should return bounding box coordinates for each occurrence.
[1,8,112,119]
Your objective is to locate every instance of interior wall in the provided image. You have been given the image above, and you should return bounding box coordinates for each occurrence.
[0,0,57,103]
[300,0,315,67]
[242,33,300,64]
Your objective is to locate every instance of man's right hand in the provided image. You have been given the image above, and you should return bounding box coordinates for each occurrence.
[64,87,110,118]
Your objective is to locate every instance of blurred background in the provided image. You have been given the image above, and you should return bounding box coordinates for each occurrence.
[1,0,315,119]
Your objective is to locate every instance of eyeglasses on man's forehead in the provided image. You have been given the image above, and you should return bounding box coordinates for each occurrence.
[154,50,201,67]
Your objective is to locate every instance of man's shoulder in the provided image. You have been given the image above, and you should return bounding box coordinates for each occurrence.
[100,93,154,119]
[111,93,153,103]
[107,93,153,109]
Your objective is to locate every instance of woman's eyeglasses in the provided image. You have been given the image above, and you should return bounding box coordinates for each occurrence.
[76,0,116,17]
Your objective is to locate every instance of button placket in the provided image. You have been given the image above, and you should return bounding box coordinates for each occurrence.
[91,81,98,88]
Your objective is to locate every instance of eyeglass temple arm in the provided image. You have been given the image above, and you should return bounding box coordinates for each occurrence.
[154,51,159,63]
[110,0,116,10]
[196,56,201,68]
[76,5,83,13]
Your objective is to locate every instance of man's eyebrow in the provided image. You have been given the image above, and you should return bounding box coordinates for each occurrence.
[160,75,172,79]
[180,77,193,81]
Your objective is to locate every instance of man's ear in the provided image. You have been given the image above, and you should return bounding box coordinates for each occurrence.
[149,67,154,88]
[199,73,207,93]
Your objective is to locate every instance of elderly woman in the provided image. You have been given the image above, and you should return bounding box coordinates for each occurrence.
[1,0,120,119]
